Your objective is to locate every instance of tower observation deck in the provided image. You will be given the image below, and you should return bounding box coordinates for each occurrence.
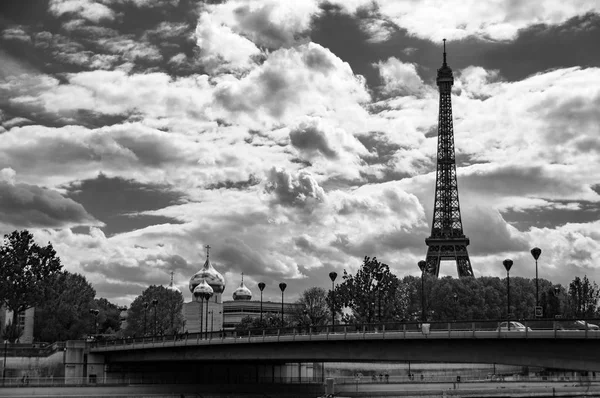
[424,40,474,278]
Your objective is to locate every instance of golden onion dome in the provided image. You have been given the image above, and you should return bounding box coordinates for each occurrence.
[193,279,214,301]
[166,271,181,293]
[232,273,252,301]
[189,245,225,294]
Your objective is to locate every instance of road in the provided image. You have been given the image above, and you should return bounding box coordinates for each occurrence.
[335,381,600,397]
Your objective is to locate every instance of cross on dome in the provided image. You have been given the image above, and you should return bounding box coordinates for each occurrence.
[205,244,211,258]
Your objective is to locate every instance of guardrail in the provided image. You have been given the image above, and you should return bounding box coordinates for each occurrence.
[1,373,597,388]
[90,318,600,350]
[1,342,66,357]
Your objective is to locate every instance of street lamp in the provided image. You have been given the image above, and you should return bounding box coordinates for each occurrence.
[89,309,99,336]
[453,293,458,322]
[531,247,541,316]
[375,271,384,324]
[417,261,427,322]
[258,282,266,324]
[329,272,337,328]
[142,302,149,336]
[2,339,7,386]
[151,298,158,336]
[279,283,287,327]
[503,259,513,331]
[554,285,561,318]
[193,280,213,339]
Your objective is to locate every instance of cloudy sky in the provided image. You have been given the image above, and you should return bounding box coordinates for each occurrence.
[1,0,600,305]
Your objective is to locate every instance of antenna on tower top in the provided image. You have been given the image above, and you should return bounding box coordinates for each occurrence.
[443,38,447,66]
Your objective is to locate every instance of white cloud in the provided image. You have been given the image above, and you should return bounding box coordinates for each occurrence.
[195,12,262,74]
[212,42,371,130]
[375,57,425,96]
[329,0,600,41]
[49,0,116,23]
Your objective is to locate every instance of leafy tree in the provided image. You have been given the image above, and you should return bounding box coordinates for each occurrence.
[95,297,122,335]
[0,230,62,342]
[234,314,283,333]
[336,256,401,324]
[289,287,330,327]
[124,285,184,337]
[567,275,599,318]
[34,271,96,342]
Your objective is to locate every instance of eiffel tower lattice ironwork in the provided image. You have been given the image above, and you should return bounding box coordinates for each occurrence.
[424,40,474,278]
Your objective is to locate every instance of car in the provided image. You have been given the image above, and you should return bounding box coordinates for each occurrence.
[496,321,532,332]
[556,320,600,330]
[574,320,599,330]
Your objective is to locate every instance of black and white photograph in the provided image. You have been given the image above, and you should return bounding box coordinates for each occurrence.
[1,0,600,396]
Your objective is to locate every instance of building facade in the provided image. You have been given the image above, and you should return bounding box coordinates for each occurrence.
[182,247,299,333]
[0,306,35,343]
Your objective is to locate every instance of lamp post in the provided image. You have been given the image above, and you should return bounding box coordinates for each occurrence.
[143,302,149,336]
[417,261,427,322]
[531,247,541,316]
[193,280,213,339]
[204,292,211,339]
[151,299,158,336]
[329,272,337,327]
[503,259,513,330]
[453,293,458,322]
[2,339,7,386]
[554,286,561,318]
[89,309,99,336]
[375,271,384,324]
[258,282,266,324]
[279,283,287,327]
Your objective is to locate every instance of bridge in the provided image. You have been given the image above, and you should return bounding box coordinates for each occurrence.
[84,318,600,384]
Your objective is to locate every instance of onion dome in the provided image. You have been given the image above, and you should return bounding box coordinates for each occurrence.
[189,244,225,294]
[119,307,128,321]
[193,279,214,302]
[232,273,252,301]
[166,271,181,293]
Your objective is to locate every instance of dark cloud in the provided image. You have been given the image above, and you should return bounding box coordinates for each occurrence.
[356,131,401,165]
[205,174,261,190]
[311,8,600,93]
[535,93,600,146]
[0,180,99,228]
[461,165,586,198]
[294,235,317,253]
[82,253,189,285]
[289,124,338,159]
[503,201,600,231]
[0,0,202,77]
[64,174,185,236]
[216,237,270,277]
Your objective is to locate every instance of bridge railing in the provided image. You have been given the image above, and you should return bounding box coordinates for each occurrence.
[89,318,600,349]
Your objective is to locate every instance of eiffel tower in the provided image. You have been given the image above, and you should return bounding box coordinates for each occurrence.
[424,40,474,278]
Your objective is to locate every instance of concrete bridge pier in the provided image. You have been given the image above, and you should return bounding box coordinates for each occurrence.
[64,341,105,385]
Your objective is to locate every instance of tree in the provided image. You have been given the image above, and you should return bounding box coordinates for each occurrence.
[124,285,184,337]
[34,271,96,342]
[95,297,122,335]
[0,230,62,342]
[567,276,599,318]
[289,287,330,328]
[336,256,402,324]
